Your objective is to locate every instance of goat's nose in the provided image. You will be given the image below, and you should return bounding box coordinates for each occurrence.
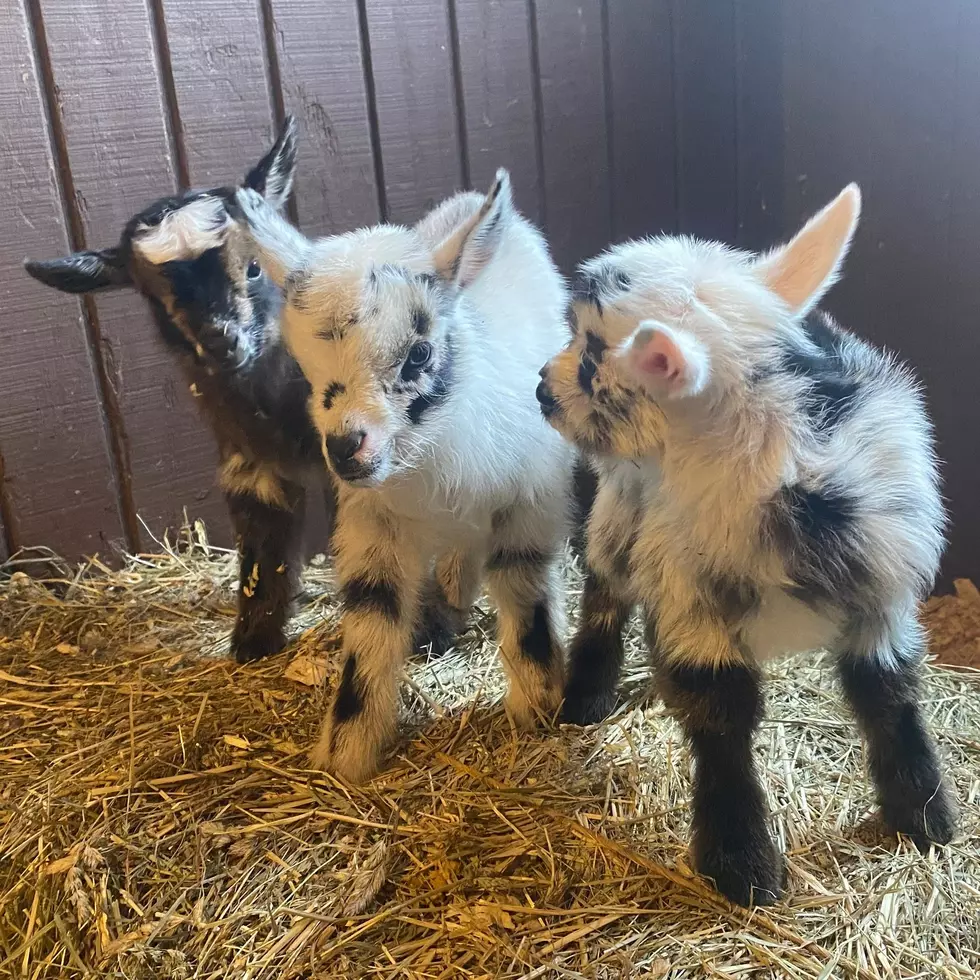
[325,431,366,471]
[535,380,558,415]
[538,364,549,380]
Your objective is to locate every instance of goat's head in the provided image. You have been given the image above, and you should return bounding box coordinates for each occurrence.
[24,116,299,371]
[233,170,515,487]
[537,184,861,460]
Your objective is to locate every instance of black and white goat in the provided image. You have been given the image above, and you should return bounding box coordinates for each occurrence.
[23,119,460,664]
[234,170,576,782]
[537,186,957,906]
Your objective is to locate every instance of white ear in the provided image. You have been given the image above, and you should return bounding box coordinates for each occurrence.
[432,169,513,288]
[626,321,710,399]
[753,183,861,315]
[235,187,311,288]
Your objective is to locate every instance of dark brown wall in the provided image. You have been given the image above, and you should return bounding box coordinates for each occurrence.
[0,0,976,588]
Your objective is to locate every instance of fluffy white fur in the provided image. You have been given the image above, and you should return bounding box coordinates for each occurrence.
[133,196,231,265]
[236,171,574,782]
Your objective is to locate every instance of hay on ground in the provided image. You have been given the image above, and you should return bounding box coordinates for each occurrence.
[0,524,978,979]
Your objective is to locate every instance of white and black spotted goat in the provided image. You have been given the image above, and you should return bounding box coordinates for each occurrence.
[23,118,462,664]
[537,185,957,906]
[234,170,576,782]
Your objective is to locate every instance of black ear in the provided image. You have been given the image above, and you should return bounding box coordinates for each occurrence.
[24,248,130,294]
[243,114,298,209]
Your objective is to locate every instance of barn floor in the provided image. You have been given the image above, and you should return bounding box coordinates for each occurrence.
[1,528,978,979]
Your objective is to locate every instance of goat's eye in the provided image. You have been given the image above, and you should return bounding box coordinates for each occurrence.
[246,260,261,280]
[401,341,432,380]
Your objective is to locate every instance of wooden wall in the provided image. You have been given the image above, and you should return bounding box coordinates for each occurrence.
[0,0,977,588]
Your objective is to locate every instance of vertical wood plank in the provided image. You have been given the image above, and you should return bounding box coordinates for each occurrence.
[454,0,543,223]
[39,0,228,548]
[0,0,126,560]
[605,0,676,240]
[159,0,275,189]
[534,0,611,273]
[672,0,738,241]
[782,0,969,586]
[270,0,381,236]
[734,0,784,250]
[365,0,462,223]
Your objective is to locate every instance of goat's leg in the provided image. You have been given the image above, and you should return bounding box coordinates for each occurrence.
[311,498,430,781]
[654,612,781,907]
[226,480,306,664]
[836,615,957,848]
[411,545,483,658]
[486,504,566,727]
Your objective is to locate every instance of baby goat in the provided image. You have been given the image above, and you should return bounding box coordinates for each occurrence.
[537,186,957,906]
[234,170,575,782]
[24,119,458,665]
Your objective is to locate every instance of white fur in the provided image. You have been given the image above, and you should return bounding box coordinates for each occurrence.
[133,196,230,264]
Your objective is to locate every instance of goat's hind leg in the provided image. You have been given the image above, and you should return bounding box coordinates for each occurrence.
[411,545,483,658]
[226,480,306,664]
[836,613,957,848]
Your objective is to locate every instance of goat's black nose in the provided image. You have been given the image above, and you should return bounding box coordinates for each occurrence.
[535,380,558,415]
[325,431,366,473]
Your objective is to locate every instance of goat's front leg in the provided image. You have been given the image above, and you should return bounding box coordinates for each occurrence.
[486,504,566,727]
[311,500,430,781]
[223,467,306,664]
[652,598,781,907]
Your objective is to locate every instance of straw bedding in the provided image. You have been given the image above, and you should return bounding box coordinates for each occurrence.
[1,525,978,979]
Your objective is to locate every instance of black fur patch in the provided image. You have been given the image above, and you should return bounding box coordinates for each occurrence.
[781,312,860,430]
[315,321,346,342]
[411,307,431,335]
[519,603,556,667]
[701,573,761,624]
[333,654,365,723]
[764,482,868,603]
[578,356,598,394]
[342,575,401,622]
[407,342,454,425]
[573,272,603,311]
[486,546,548,573]
[585,331,607,363]
[322,381,346,410]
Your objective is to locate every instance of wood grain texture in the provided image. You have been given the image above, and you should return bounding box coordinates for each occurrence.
[734,0,783,250]
[269,0,381,236]
[365,0,462,224]
[454,0,543,223]
[671,0,737,241]
[160,0,275,189]
[39,0,228,547]
[533,0,610,273]
[606,0,676,240]
[0,0,126,560]
[782,0,969,585]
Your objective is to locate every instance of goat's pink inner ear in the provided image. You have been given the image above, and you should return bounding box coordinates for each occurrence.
[628,323,708,397]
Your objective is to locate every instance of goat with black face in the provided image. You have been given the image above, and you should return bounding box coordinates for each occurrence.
[24,117,461,665]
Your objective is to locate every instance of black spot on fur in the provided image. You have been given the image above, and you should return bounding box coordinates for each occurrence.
[572,272,603,311]
[519,603,557,668]
[407,341,455,425]
[411,307,431,335]
[315,322,346,342]
[764,483,868,603]
[322,381,346,410]
[702,574,761,624]
[613,268,631,289]
[342,575,401,622]
[585,331,607,363]
[486,546,548,573]
[578,356,598,394]
[416,272,438,288]
[781,312,860,430]
[333,654,365,723]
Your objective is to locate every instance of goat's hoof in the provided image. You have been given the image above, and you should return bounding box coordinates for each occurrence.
[561,683,617,725]
[694,833,783,907]
[882,778,958,849]
[232,625,286,664]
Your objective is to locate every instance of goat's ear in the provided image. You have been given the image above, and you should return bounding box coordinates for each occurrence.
[234,187,311,288]
[432,168,513,289]
[243,114,298,209]
[24,248,130,294]
[753,183,861,315]
[626,321,710,399]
